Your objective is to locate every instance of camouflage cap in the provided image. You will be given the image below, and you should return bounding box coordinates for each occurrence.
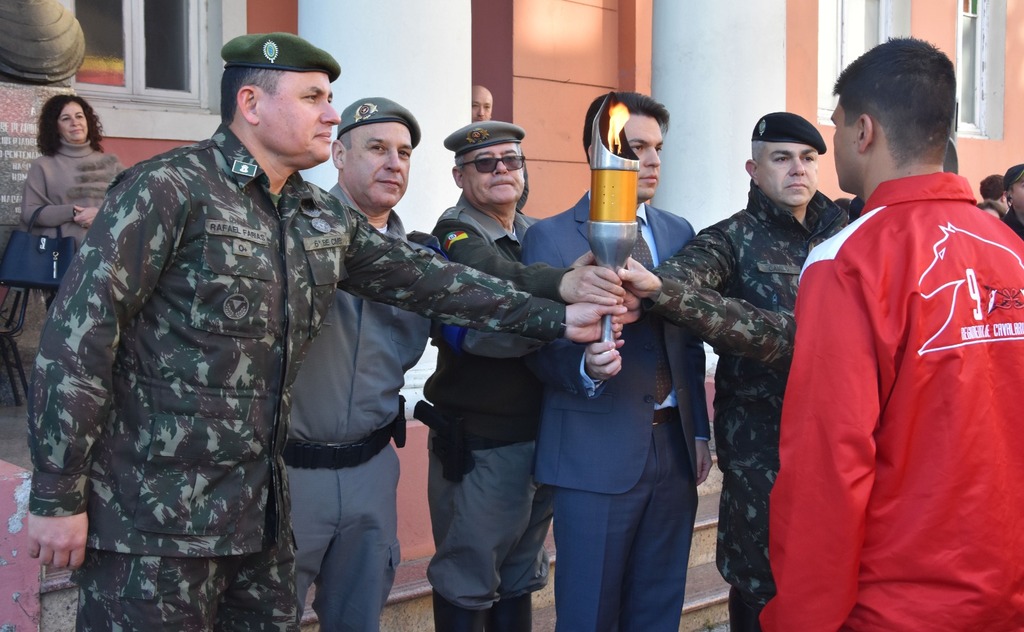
[1003,164,1024,191]
[337,97,421,148]
[444,121,525,157]
[752,112,826,155]
[222,32,340,82]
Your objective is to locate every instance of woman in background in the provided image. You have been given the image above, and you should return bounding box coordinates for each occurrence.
[21,94,123,248]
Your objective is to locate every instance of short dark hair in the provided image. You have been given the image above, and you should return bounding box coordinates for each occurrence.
[220,66,281,123]
[582,92,670,160]
[833,38,955,166]
[37,94,105,156]
[980,174,1004,200]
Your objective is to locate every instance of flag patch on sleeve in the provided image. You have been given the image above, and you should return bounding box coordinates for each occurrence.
[443,231,468,251]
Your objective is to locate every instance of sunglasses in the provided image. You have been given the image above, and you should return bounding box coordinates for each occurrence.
[460,155,526,173]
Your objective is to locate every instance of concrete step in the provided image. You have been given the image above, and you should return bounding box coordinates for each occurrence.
[532,561,730,632]
[302,490,726,631]
[40,468,726,631]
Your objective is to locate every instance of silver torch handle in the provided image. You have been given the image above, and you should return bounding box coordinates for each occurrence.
[587,220,637,343]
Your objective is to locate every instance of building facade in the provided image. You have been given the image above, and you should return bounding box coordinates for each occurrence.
[29,0,1024,562]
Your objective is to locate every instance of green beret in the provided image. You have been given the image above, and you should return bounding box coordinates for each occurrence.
[338,97,421,148]
[222,32,340,83]
[752,112,827,155]
[444,121,525,157]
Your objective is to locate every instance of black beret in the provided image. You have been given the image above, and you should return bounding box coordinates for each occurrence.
[444,121,525,157]
[337,97,421,148]
[222,32,340,83]
[752,112,827,155]
[1004,164,1024,190]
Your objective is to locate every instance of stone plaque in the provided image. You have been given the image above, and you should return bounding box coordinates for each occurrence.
[0,82,71,236]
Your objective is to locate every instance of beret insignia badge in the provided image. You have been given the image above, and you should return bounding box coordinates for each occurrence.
[262,40,279,63]
[466,128,490,144]
[354,103,378,123]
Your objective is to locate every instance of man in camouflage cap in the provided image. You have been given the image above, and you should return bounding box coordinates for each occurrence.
[421,120,623,631]
[620,111,847,631]
[287,96,432,630]
[25,33,618,630]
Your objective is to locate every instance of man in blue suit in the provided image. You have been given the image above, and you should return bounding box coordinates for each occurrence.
[521,92,712,631]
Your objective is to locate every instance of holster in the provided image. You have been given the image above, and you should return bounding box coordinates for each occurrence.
[394,395,407,448]
[414,400,474,482]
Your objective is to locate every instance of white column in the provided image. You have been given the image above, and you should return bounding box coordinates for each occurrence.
[651,1,787,230]
[298,0,472,233]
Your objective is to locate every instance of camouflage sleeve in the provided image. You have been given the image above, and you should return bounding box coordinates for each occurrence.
[340,214,567,341]
[28,165,189,516]
[432,218,566,300]
[651,228,794,368]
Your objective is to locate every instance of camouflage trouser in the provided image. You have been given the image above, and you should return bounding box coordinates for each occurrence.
[717,467,777,609]
[73,543,298,632]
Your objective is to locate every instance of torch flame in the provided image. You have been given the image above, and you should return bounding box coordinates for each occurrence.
[606,103,630,156]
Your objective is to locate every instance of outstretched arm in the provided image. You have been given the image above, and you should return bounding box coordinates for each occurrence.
[619,229,797,368]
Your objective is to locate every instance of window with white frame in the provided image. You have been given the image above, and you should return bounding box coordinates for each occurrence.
[957,0,1006,138]
[58,0,245,140]
[958,0,981,128]
[67,0,203,106]
[817,0,911,122]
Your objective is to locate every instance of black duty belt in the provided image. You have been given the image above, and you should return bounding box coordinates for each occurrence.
[283,417,404,470]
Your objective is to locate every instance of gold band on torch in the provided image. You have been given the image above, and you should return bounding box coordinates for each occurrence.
[586,93,640,343]
[590,170,639,222]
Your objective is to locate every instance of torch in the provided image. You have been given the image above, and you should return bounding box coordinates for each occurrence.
[588,93,639,342]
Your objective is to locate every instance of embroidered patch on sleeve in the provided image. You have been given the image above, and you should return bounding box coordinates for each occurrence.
[443,231,468,251]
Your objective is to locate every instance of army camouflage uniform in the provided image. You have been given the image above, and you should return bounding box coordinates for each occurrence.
[649,183,846,608]
[27,126,569,629]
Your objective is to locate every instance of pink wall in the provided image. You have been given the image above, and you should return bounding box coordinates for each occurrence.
[502,0,654,218]
[0,461,39,629]
[247,0,298,34]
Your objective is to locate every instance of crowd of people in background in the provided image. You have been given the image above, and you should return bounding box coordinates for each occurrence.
[11,29,1024,632]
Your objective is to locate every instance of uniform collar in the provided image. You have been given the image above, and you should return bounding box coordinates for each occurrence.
[748,182,837,232]
[212,124,265,187]
[455,194,526,242]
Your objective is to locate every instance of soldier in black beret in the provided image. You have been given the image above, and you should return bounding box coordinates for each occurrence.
[751,111,828,154]
[618,110,847,630]
[1002,163,1024,240]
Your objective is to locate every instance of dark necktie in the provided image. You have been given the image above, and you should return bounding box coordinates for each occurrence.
[632,220,673,405]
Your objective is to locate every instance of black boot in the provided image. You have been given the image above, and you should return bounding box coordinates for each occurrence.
[728,587,764,632]
[485,594,531,632]
[433,590,487,632]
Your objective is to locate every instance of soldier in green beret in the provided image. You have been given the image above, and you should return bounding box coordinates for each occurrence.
[25,33,620,630]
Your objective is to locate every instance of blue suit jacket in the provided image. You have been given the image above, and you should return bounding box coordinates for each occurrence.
[522,194,710,493]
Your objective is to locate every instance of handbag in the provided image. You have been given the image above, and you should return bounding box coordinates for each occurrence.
[0,206,77,289]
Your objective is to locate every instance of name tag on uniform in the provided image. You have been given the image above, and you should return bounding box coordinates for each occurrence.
[205,219,272,246]
[304,234,348,251]
[757,263,802,275]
